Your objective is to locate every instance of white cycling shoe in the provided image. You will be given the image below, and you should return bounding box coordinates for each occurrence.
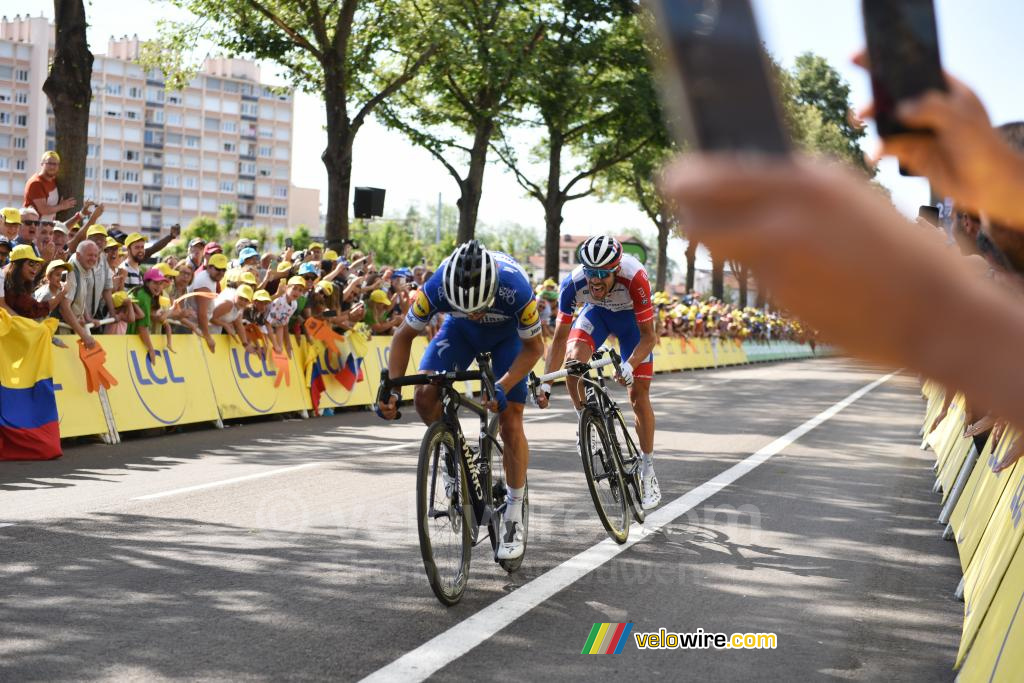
[641,472,662,510]
[496,518,525,560]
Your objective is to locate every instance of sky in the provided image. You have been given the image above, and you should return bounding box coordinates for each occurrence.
[12,0,1024,269]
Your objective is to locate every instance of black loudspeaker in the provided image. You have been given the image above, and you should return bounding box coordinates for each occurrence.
[353,187,386,218]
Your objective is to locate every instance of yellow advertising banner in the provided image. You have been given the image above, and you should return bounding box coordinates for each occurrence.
[957,450,1024,666]
[957,539,1024,680]
[203,335,310,420]
[52,335,108,438]
[100,334,221,432]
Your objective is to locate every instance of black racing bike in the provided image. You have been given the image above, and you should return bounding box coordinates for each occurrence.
[530,347,644,544]
[377,353,528,606]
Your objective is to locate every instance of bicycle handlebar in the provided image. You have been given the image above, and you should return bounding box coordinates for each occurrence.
[377,353,497,421]
[528,347,622,400]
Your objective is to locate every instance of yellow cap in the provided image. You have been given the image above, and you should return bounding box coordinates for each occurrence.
[87,224,108,237]
[40,150,60,163]
[239,271,258,286]
[124,232,145,247]
[317,280,335,297]
[235,284,254,302]
[323,249,339,261]
[254,289,272,303]
[1,207,21,224]
[370,289,391,305]
[105,236,121,249]
[276,261,293,273]
[287,275,307,288]
[207,253,229,270]
[308,242,324,251]
[112,291,135,308]
[155,262,180,278]
[45,259,72,275]
[10,244,43,263]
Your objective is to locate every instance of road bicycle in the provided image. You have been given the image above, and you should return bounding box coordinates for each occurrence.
[377,353,528,606]
[530,346,644,544]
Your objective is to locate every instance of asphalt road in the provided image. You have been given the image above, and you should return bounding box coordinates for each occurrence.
[1,357,963,681]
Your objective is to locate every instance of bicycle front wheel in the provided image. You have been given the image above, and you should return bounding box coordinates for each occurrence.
[579,406,629,544]
[609,407,646,524]
[417,421,472,606]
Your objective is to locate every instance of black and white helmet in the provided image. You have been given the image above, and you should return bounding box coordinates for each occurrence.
[443,240,499,313]
[578,235,622,270]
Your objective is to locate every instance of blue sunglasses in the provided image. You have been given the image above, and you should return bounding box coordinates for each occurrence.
[583,267,616,279]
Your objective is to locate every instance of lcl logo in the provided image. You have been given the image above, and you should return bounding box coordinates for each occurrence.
[230,348,278,379]
[229,347,278,414]
[127,349,187,425]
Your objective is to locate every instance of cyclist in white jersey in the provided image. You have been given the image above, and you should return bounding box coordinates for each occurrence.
[537,235,661,509]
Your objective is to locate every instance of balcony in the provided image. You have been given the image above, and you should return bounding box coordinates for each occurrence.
[144,120,165,128]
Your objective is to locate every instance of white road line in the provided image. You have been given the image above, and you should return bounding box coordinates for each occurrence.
[131,462,325,501]
[131,442,414,502]
[0,523,15,529]
[359,371,897,683]
[525,413,562,422]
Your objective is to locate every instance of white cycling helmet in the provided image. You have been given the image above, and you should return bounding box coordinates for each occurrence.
[443,240,499,313]
[578,235,622,270]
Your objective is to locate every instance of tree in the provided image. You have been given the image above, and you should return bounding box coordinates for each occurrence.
[790,53,871,174]
[477,222,543,267]
[43,0,93,222]
[490,1,656,280]
[711,254,724,300]
[379,0,545,243]
[729,260,750,308]
[141,0,438,248]
[684,239,697,293]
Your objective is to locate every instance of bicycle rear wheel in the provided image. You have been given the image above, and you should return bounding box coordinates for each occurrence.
[609,407,646,524]
[579,406,629,543]
[417,421,472,606]
[484,415,528,573]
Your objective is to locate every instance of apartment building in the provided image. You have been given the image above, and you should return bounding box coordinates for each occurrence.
[0,15,319,235]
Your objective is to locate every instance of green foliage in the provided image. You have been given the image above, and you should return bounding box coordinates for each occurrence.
[348,219,457,269]
[476,222,543,266]
[238,226,269,249]
[185,215,222,244]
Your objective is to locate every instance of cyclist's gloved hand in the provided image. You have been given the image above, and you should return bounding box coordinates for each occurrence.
[375,391,401,420]
[617,360,634,386]
[493,383,508,412]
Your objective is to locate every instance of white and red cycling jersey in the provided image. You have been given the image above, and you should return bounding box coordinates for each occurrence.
[557,252,655,325]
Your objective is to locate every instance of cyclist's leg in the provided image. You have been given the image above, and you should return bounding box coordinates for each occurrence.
[565,304,610,410]
[415,317,476,425]
[488,328,530,559]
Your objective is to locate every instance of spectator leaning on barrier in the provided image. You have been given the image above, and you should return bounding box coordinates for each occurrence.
[127,268,173,364]
[3,245,62,321]
[364,288,402,335]
[62,240,102,348]
[24,151,77,222]
[34,258,73,320]
[267,276,306,356]
[209,283,256,354]
[190,251,228,351]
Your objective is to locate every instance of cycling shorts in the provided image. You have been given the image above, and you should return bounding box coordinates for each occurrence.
[567,304,654,380]
[419,317,529,404]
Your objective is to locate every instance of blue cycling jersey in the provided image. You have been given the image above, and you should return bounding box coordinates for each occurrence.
[405,252,541,339]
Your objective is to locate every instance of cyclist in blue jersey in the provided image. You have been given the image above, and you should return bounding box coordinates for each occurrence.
[377,241,544,560]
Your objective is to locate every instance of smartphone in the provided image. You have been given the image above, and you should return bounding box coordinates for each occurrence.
[285,237,293,248]
[643,0,789,155]
[170,223,181,238]
[862,0,946,139]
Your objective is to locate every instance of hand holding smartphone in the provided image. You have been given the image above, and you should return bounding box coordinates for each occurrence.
[862,0,946,139]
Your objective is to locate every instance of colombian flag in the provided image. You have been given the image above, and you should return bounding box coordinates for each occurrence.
[0,309,62,460]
